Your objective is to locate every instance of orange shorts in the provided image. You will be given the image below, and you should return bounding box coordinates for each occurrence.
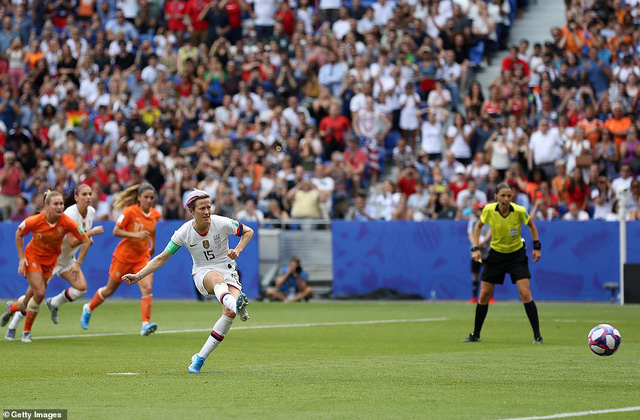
[109,256,151,283]
[24,255,55,280]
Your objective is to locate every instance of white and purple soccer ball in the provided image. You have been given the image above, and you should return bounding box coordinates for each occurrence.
[588,324,621,356]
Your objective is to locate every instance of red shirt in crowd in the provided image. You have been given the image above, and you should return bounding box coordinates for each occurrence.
[343,148,368,172]
[565,181,590,208]
[225,0,243,28]
[276,9,296,36]
[319,115,350,146]
[165,0,187,32]
[185,0,209,31]
[0,164,21,196]
[501,56,530,77]
[398,176,416,196]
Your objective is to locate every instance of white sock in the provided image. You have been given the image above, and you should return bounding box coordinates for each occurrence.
[51,287,86,307]
[8,311,25,329]
[213,284,237,314]
[198,315,234,359]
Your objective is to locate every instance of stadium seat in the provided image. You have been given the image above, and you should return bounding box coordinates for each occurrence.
[469,42,485,69]
[384,131,401,154]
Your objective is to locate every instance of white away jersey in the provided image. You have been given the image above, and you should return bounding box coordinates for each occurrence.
[57,205,96,266]
[169,215,243,274]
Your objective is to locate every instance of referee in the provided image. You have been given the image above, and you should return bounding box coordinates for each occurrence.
[463,183,543,344]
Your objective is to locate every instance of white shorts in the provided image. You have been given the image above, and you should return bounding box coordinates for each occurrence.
[193,265,242,298]
[52,259,75,277]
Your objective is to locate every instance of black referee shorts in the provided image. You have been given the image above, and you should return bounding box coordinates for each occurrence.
[481,247,531,285]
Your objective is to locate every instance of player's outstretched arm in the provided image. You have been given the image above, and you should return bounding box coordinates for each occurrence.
[471,220,484,262]
[526,218,541,263]
[227,224,254,260]
[15,228,26,276]
[123,250,173,285]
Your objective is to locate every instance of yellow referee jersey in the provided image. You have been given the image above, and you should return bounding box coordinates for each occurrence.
[480,202,530,253]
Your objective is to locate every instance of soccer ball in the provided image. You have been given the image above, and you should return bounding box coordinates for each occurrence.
[588,324,621,356]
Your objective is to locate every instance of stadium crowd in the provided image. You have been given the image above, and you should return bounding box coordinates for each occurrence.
[0,0,639,226]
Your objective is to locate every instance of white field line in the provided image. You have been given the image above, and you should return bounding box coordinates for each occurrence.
[501,406,640,420]
[106,372,139,375]
[28,317,448,340]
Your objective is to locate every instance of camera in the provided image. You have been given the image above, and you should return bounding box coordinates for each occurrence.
[295,266,302,274]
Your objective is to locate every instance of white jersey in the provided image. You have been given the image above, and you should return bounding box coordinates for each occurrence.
[169,215,242,274]
[57,205,96,267]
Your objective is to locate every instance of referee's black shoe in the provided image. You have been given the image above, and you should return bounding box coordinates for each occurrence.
[533,336,543,344]
[462,333,481,342]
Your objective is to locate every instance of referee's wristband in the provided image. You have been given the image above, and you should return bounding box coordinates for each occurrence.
[471,246,480,252]
[533,241,541,250]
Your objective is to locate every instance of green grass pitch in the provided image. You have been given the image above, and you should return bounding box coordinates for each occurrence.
[1,300,639,419]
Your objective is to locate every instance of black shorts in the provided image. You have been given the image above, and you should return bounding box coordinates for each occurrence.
[470,259,483,274]
[481,247,531,285]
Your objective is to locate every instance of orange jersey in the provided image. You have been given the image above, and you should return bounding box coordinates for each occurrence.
[19,213,86,266]
[113,205,161,263]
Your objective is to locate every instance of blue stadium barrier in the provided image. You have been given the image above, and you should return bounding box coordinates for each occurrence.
[332,221,638,302]
[0,221,260,300]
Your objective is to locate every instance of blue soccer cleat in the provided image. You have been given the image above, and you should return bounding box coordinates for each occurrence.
[188,353,205,373]
[140,322,158,336]
[80,304,91,330]
[236,293,250,322]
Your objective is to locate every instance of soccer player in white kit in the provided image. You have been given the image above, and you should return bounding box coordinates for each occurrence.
[3,185,104,339]
[122,189,253,373]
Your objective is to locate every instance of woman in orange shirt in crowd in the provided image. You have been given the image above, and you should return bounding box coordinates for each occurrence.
[6,191,90,342]
[80,183,161,336]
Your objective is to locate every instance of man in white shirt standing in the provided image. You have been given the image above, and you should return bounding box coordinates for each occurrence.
[419,109,443,160]
[283,96,312,129]
[319,0,341,23]
[332,7,352,40]
[141,54,168,84]
[528,118,563,179]
[456,179,488,209]
[250,0,276,40]
[436,50,462,111]
[318,50,346,97]
[79,69,100,108]
[372,0,395,27]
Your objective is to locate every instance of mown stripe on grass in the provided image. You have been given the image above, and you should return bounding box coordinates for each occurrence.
[501,405,640,420]
[30,318,448,340]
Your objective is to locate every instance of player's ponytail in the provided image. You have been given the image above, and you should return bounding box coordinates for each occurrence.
[43,189,63,206]
[112,182,156,210]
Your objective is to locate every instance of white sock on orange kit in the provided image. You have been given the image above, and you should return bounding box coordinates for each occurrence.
[198,315,235,359]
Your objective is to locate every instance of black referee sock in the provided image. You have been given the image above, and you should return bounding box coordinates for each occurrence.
[524,300,541,338]
[473,303,489,337]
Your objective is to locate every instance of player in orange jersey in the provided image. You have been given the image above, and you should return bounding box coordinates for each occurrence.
[81,183,162,336]
[7,191,90,342]
[2,185,104,340]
